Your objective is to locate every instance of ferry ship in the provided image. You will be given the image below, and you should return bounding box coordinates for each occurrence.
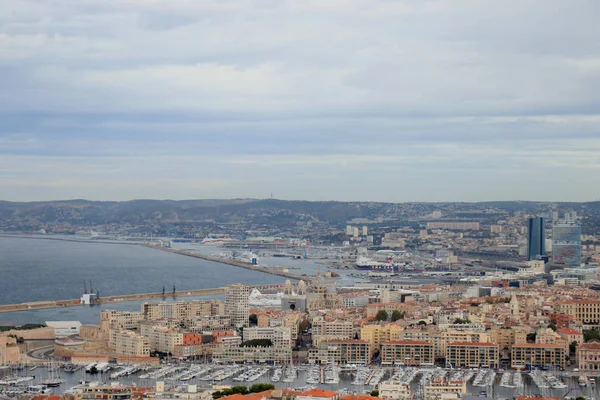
[355,256,399,271]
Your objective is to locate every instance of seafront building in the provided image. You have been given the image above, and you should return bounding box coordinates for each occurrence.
[226,284,251,328]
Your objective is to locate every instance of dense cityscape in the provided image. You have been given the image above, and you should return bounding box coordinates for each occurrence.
[2,200,600,400]
[2,1,599,400]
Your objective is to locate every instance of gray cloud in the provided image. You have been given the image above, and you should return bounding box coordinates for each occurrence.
[0,0,599,201]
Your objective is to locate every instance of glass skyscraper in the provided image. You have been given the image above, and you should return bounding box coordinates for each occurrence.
[527,217,546,261]
[552,222,582,267]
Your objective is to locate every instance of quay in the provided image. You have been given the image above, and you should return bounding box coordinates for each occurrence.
[140,244,312,282]
[0,284,282,314]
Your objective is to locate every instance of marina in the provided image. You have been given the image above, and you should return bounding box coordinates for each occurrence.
[1,363,598,398]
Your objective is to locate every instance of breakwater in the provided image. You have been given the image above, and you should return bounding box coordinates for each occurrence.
[141,244,312,282]
[0,285,283,314]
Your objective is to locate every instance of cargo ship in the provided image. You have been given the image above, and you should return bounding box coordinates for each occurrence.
[355,256,399,272]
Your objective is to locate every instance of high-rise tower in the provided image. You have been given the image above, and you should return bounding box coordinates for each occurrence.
[225,284,250,328]
[552,221,582,267]
[527,217,546,261]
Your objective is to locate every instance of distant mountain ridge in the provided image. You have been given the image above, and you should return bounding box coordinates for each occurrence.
[1,199,599,232]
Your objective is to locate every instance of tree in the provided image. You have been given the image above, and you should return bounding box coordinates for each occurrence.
[370,390,379,397]
[548,323,557,332]
[249,314,258,325]
[374,310,389,321]
[453,318,471,324]
[391,310,405,322]
[240,339,272,347]
[250,384,275,393]
[213,386,249,399]
[570,341,578,354]
[584,328,600,342]
[417,320,427,326]
[527,333,536,343]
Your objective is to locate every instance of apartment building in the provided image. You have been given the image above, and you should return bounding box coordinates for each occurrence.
[188,315,232,331]
[489,327,527,350]
[243,327,292,348]
[379,381,412,400]
[423,379,467,400]
[109,330,150,357]
[511,344,566,369]
[141,300,224,321]
[309,340,370,365]
[557,327,583,345]
[226,284,250,328]
[381,341,434,366]
[558,299,600,325]
[312,317,354,345]
[139,324,183,354]
[366,303,404,319]
[100,310,145,333]
[212,346,291,363]
[440,330,489,355]
[446,342,500,369]
[360,324,403,355]
[401,327,444,358]
[577,343,600,371]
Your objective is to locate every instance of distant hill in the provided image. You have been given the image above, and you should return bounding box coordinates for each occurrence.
[0,199,598,234]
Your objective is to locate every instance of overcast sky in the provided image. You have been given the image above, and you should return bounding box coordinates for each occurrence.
[1,0,600,202]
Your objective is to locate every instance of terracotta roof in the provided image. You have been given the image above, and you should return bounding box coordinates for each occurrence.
[299,389,339,397]
[383,340,432,346]
[579,343,600,350]
[340,395,379,400]
[323,339,368,344]
[448,342,499,347]
[557,327,581,335]
[513,343,563,349]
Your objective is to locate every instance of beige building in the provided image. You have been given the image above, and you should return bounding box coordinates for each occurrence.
[440,330,489,356]
[308,340,370,365]
[577,342,600,371]
[212,346,291,363]
[360,324,403,355]
[243,327,292,348]
[401,327,444,358]
[366,303,404,319]
[379,381,412,400]
[312,317,354,345]
[381,341,434,366]
[140,325,183,354]
[226,284,250,328]
[489,327,527,350]
[446,342,499,368]
[189,315,232,331]
[109,329,150,357]
[559,299,600,325]
[0,335,21,364]
[557,327,583,345]
[424,379,467,400]
[141,300,224,322]
[511,344,566,369]
[100,310,145,333]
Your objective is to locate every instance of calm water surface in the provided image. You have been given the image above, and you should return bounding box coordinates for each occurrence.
[0,237,285,306]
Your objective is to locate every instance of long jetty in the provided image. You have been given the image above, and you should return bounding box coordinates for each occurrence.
[0,284,283,314]
[140,244,312,282]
